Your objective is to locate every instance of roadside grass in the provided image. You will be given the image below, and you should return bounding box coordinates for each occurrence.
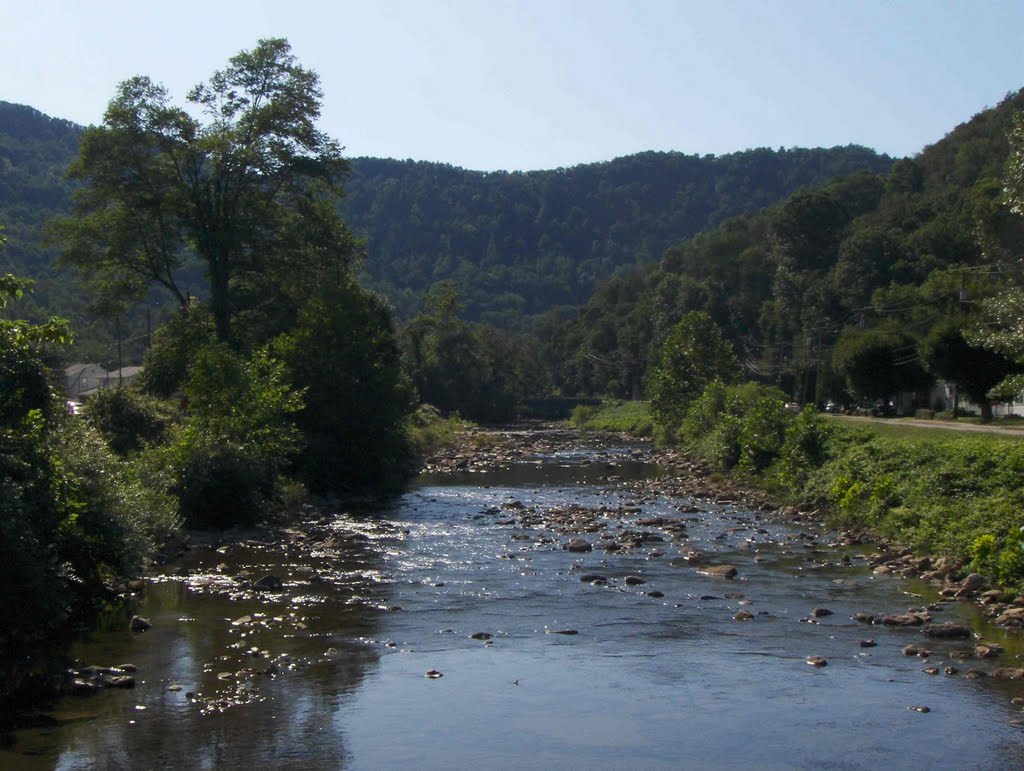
[825,415,1024,442]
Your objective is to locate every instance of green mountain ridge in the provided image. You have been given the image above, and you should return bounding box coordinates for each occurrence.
[1,98,891,341]
[548,88,1024,402]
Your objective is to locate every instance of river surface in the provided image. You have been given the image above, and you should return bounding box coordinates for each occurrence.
[5,429,1024,769]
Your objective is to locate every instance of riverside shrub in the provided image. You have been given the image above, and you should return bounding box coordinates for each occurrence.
[678,377,1024,590]
[1,278,177,715]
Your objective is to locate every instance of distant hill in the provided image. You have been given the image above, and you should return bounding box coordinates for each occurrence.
[0,102,81,317]
[547,89,1024,400]
[342,148,893,321]
[0,99,893,335]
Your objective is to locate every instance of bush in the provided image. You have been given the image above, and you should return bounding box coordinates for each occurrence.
[681,382,790,474]
[773,408,833,489]
[152,343,303,528]
[1,276,177,716]
[83,386,169,455]
[136,305,215,398]
[164,430,272,529]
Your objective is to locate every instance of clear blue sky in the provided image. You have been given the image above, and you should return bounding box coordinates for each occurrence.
[3,0,1023,171]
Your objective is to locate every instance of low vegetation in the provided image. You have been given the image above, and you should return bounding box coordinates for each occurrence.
[569,399,654,435]
[577,384,1024,593]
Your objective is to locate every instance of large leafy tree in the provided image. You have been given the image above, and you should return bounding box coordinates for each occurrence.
[647,311,740,437]
[832,325,932,402]
[921,317,1018,420]
[55,38,352,344]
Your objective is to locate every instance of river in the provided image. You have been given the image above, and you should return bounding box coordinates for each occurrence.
[4,428,1024,769]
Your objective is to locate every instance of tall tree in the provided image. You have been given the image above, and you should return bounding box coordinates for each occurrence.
[54,38,352,344]
[647,311,740,437]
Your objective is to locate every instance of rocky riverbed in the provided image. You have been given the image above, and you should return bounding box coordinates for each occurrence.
[5,425,1024,769]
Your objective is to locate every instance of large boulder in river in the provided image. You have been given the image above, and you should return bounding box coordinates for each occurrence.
[130,615,151,633]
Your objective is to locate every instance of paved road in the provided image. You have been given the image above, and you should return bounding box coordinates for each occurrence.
[826,413,1024,438]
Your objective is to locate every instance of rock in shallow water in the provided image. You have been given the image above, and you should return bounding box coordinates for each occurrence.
[921,622,972,639]
[701,565,738,579]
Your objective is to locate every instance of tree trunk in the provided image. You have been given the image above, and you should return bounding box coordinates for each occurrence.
[209,255,232,345]
[981,400,993,423]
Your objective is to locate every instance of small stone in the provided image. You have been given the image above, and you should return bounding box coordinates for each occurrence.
[425,670,443,679]
[922,666,939,675]
[733,611,754,621]
[944,666,958,676]
[567,539,592,553]
[909,705,931,713]
[859,640,877,648]
[550,629,578,635]
[810,608,833,618]
[646,590,664,598]
[806,656,828,667]
[853,612,874,624]
[902,644,929,657]
[702,564,738,579]
[974,644,1003,659]
[957,573,986,595]
[253,575,284,590]
[130,616,151,633]
[470,632,493,641]
[624,575,646,586]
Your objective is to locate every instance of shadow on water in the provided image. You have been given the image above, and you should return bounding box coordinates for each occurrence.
[2,523,391,770]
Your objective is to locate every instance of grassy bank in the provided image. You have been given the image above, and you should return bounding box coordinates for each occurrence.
[574,394,1024,591]
[570,400,654,436]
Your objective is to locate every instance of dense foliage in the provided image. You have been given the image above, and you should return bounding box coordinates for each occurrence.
[1,267,177,717]
[548,90,1024,406]
[647,312,740,439]
[342,148,892,321]
[1,97,891,352]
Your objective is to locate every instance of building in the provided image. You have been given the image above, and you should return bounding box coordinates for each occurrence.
[64,363,144,399]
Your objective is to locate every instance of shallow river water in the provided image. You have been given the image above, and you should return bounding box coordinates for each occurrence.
[5,429,1024,769]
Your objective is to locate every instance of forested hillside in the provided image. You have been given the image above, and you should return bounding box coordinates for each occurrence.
[0,102,80,317]
[547,89,1024,405]
[342,148,893,321]
[1,98,891,337]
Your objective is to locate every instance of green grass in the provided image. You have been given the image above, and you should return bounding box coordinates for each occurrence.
[570,400,653,436]
[662,385,1024,591]
[826,415,1024,442]
[405,404,473,457]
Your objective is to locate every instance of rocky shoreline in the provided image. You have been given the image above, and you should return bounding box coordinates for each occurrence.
[16,424,1024,733]
[425,424,1024,635]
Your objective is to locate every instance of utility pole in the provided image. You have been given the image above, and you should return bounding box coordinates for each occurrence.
[116,316,123,386]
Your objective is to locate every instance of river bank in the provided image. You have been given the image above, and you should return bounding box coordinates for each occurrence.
[434,422,1024,634]
[5,424,1024,768]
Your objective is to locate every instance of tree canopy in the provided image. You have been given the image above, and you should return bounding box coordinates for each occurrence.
[53,38,353,343]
